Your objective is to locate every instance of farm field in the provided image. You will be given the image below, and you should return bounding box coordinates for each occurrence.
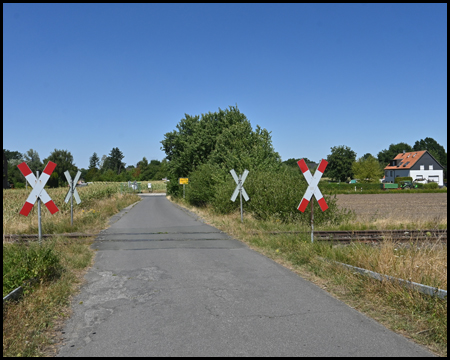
[334,193,447,225]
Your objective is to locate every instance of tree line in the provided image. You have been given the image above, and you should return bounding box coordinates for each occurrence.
[282,139,447,183]
[3,147,167,189]
[3,106,447,189]
[158,105,446,224]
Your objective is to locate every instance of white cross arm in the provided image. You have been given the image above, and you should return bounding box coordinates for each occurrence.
[241,187,249,202]
[231,187,240,202]
[241,169,249,184]
[230,169,239,184]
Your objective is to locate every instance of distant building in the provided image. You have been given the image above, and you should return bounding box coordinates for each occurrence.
[384,150,444,186]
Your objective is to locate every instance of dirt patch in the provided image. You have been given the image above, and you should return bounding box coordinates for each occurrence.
[334,193,447,223]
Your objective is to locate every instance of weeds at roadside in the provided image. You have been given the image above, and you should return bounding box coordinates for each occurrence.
[3,236,96,357]
[3,187,140,357]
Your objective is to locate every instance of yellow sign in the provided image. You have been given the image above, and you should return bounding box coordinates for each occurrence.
[179,178,189,185]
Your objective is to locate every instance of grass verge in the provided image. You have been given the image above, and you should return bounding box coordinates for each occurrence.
[3,236,95,357]
[3,189,140,357]
[168,196,447,357]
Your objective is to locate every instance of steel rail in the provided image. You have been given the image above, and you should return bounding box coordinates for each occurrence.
[4,229,447,243]
[3,233,97,242]
[248,229,447,242]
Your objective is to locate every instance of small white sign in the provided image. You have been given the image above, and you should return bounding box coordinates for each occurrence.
[230,169,249,202]
[65,170,82,204]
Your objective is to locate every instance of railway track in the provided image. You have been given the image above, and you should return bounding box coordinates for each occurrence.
[3,233,97,243]
[249,229,447,243]
[3,229,447,243]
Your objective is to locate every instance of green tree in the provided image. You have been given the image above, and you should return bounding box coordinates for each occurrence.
[136,157,148,180]
[100,169,115,181]
[85,167,99,182]
[208,122,281,174]
[4,150,23,162]
[161,105,250,179]
[105,147,125,175]
[352,155,384,183]
[153,158,168,180]
[142,160,163,180]
[377,142,412,167]
[23,149,44,173]
[413,137,447,177]
[325,145,357,182]
[282,158,314,168]
[161,105,281,198]
[4,150,24,188]
[89,152,100,169]
[43,149,77,187]
[79,168,88,181]
[47,172,60,188]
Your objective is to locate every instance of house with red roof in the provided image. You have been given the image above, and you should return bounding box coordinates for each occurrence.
[384,150,445,186]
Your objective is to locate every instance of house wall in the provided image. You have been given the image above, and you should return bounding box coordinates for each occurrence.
[384,169,444,186]
[410,152,441,170]
[384,169,410,183]
[410,169,444,186]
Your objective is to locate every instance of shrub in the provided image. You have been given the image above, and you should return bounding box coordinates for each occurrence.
[166,176,181,197]
[211,167,355,225]
[424,182,439,189]
[185,163,218,206]
[13,182,25,189]
[394,176,413,184]
[320,182,382,192]
[3,241,63,297]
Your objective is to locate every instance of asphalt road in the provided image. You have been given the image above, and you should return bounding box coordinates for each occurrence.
[56,194,433,357]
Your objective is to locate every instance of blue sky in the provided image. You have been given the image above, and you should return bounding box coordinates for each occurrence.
[3,3,447,169]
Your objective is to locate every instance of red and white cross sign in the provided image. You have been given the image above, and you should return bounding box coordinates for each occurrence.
[17,161,59,216]
[297,159,328,212]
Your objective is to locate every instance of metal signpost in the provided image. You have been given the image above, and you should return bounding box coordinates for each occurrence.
[18,161,59,245]
[230,169,249,223]
[64,170,82,226]
[179,178,189,198]
[297,159,328,243]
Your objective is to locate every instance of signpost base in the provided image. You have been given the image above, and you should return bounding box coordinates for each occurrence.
[311,199,314,243]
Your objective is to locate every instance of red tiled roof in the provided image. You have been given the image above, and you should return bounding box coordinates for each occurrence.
[384,150,427,170]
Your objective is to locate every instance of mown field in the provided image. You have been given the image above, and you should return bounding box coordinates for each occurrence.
[334,193,447,227]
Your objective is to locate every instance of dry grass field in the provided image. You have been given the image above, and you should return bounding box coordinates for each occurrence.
[334,193,447,227]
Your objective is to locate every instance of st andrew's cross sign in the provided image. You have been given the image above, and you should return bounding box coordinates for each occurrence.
[297,159,328,212]
[230,169,249,223]
[17,161,59,216]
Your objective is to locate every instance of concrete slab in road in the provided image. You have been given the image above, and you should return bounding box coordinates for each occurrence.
[57,196,434,357]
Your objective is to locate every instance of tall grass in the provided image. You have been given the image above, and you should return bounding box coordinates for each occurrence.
[3,183,140,235]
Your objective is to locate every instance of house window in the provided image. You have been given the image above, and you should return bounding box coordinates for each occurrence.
[429,165,433,170]
[390,171,393,177]
[420,165,424,170]
[416,175,423,180]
